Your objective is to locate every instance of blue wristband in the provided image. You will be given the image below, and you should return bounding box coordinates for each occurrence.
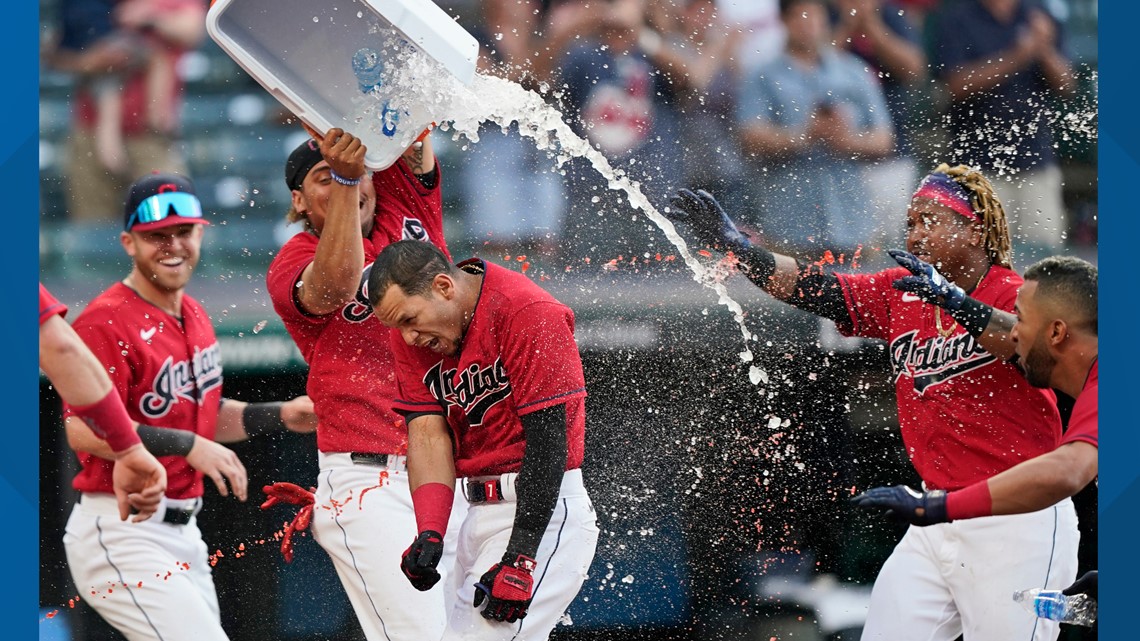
[329,170,362,186]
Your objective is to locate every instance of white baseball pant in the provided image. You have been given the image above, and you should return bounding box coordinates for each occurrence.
[861,497,1079,641]
[311,452,466,641]
[63,493,228,641]
[442,468,600,641]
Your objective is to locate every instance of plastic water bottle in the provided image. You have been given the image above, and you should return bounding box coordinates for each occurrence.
[351,47,384,94]
[350,47,399,137]
[1012,588,1097,627]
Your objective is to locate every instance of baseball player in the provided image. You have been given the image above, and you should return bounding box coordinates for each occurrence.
[366,239,599,641]
[61,172,317,641]
[853,254,1098,523]
[664,164,1078,640]
[40,282,166,521]
[265,126,465,640]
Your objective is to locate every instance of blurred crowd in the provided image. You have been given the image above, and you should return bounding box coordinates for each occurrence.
[39,0,1098,274]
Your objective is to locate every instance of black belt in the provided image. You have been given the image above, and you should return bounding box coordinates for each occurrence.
[350,452,391,467]
[163,506,196,525]
[467,479,504,503]
[163,499,200,524]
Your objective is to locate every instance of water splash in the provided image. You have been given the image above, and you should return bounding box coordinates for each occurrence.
[373,44,763,379]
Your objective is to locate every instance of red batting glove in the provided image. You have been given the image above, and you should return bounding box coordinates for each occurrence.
[261,482,316,563]
[473,554,536,622]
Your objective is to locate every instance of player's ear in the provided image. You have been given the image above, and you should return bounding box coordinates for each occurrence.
[433,273,454,300]
[1049,318,1068,346]
[121,231,137,257]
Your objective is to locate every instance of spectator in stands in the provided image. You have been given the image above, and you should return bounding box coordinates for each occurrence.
[456,0,568,260]
[831,0,928,250]
[50,0,206,223]
[736,0,895,259]
[46,0,150,181]
[715,0,785,77]
[644,0,748,216]
[555,0,685,264]
[929,0,1075,265]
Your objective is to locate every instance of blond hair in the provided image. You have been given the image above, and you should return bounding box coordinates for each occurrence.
[934,163,1012,269]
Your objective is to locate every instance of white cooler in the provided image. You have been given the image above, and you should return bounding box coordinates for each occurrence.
[206,0,480,170]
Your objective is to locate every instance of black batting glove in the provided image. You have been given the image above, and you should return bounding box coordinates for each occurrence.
[851,485,950,527]
[889,249,966,311]
[400,530,444,591]
[666,188,752,252]
[1063,570,1098,601]
[473,553,536,623]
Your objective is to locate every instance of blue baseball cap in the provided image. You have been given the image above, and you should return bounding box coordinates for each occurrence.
[123,172,210,232]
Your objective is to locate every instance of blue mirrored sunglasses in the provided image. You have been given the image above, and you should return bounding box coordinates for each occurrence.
[126,192,204,230]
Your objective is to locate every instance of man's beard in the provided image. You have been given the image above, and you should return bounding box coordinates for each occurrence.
[1021,338,1056,389]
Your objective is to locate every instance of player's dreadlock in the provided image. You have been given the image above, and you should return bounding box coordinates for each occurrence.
[936,163,1013,269]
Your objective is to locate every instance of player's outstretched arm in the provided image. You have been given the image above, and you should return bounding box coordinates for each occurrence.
[972,441,1098,517]
[214,396,317,443]
[665,188,850,323]
[854,441,1097,525]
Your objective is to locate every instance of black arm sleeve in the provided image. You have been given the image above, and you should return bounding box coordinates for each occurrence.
[735,248,849,324]
[414,166,439,190]
[948,296,995,339]
[136,425,195,457]
[789,266,850,324]
[504,404,568,561]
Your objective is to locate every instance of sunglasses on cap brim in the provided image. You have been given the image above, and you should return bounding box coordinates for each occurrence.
[126,192,206,230]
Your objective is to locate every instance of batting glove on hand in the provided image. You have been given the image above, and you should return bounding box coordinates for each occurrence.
[667,188,752,251]
[1063,570,1098,601]
[260,482,316,563]
[401,530,444,591]
[851,485,949,527]
[889,249,966,311]
[473,554,537,623]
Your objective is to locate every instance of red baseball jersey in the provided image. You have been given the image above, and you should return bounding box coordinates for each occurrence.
[267,162,448,455]
[39,283,67,324]
[836,265,1062,490]
[1062,359,1097,448]
[391,260,587,478]
[63,283,223,499]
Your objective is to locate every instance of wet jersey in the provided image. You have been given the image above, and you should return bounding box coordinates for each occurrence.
[267,162,448,454]
[836,265,1062,490]
[391,260,587,477]
[64,283,223,499]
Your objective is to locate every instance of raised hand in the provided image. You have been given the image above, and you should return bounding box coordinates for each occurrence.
[851,485,949,526]
[666,188,752,252]
[473,554,536,622]
[304,124,367,182]
[889,249,966,311]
